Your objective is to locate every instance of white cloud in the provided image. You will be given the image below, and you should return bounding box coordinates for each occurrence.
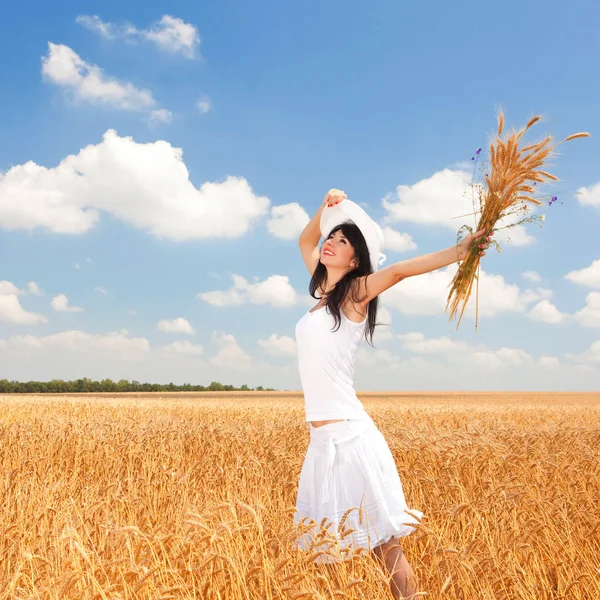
[377,305,392,325]
[161,340,203,356]
[381,226,417,252]
[0,282,47,325]
[373,305,393,342]
[382,168,536,246]
[142,15,200,58]
[0,281,22,296]
[77,14,201,59]
[75,15,116,39]
[27,282,43,296]
[470,347,533,368]
[199,274,297,308]
[94,286,108,295]
[0,130,270,239]
[258,334,297,357]
[51,294,83,313]
[367,330,535,373]
[210,332,252,370]
[357,346,405,370]
[572,292,600,328]
[528,300,566,324]
[42,43,156,112]
[8,329,150,361]
[266,203,310,240]
[565,259,600,289]
[576,181,600,207]
[149,109,173,125]
[157,317,195,335]
[538,356,560,368]
[567,340,600,363]
[520,287,553,305]
[521,270,541,283]
[398,331,469,354]
[195,95,211,114]
[382,264,529,318]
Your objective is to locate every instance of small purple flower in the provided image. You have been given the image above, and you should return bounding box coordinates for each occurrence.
[471,157,475,161]
[533,182,537,186]
[552,195,557,201]
[476,148,482,155]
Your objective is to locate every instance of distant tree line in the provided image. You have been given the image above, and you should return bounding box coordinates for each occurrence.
[0,378,275,394]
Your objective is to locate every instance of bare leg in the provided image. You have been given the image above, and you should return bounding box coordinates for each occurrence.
[371,536,418,599]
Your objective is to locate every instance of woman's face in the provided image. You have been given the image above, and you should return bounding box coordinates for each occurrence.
[320,229,357,270]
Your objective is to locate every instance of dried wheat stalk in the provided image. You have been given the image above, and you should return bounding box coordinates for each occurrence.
[446,112,589,331]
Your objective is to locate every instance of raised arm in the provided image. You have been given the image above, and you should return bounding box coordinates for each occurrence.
[355,229,492,305]
[298,189,346,275]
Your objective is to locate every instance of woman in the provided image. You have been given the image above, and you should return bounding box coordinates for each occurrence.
[292,188,491,599]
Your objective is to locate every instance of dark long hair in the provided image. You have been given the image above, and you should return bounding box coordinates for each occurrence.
[309,222,380,346]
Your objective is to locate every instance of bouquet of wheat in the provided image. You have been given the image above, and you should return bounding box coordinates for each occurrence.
[446,111,589,331]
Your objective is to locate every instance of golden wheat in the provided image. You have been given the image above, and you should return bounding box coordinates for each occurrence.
[0,392,599,599]
[447,112,590,331]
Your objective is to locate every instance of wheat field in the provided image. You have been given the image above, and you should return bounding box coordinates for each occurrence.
[1,391,599,599]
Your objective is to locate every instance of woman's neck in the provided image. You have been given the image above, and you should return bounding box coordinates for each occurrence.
[322,267,348,292]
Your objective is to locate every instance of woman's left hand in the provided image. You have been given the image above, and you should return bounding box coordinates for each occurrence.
[457,228,493,261]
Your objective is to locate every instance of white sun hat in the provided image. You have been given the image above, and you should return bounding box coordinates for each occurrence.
[320,199,387,272]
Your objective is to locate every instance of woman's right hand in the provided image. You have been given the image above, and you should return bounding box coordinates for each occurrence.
[324,189,347,207]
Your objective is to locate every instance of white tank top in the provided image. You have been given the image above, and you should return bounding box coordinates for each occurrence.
[295,305,369,422]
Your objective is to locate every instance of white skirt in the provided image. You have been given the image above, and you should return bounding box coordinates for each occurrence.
[292,416,424,564]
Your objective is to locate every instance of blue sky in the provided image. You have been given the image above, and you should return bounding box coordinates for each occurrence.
[1,0,599,390]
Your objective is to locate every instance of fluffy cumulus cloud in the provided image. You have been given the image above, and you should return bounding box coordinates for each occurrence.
[199,274,297,308]
[528,299,566,324]
[398,331,469,354]
[195,95,211,114]
[538,356,560,368]
[210,332,252,370]
[149,109,173,125]
[0,281,47,325]
[42,43,157,112]
[567,340,600,363]
[267,203,310,240]
[399,331,534,368]
[572,292,600,328]
[520,287,553,304]
[381,264,532,318]
[157,317,195,335]
[565,259,600,289]
[51,294,83,313]
[521,270,542,283]
[576,181,600,207]
[161,340,204,356]
[28,282,43,295]
[382,168,536,246]
[6,329,150,361]
[0,130,270,239]
[470,347,533,369]
[76,14,201,59]
[381,226,417,252]
[258,334,297,357]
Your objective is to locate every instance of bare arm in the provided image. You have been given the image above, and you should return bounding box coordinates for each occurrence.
[298,189,346,275]
[356,230,490,305]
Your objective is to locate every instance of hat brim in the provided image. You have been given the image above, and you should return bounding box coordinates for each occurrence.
[320,199,384,272]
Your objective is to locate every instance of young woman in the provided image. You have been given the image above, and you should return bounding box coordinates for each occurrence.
[292,189,491,599]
